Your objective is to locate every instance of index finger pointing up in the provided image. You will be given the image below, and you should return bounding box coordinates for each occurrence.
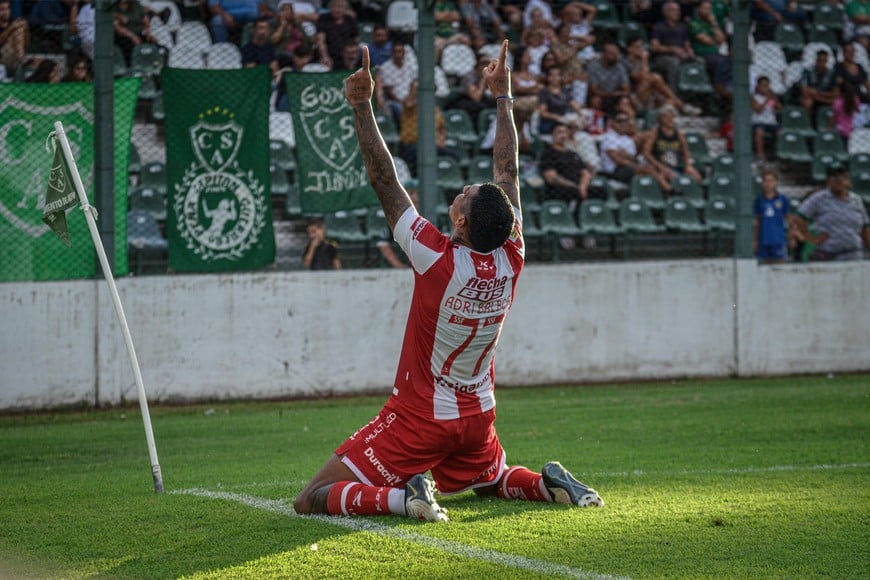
[362,45,370,71]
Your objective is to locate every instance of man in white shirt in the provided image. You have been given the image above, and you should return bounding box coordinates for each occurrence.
[375,41,418,126]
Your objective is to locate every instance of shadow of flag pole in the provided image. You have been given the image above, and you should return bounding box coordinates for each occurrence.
[52,121,165,494]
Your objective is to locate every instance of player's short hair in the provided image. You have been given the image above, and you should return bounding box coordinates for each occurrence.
[468,183,514,253]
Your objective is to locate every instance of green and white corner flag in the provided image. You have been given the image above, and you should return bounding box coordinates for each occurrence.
[41,137,78,247]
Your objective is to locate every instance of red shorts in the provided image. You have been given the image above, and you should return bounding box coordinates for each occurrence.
[336,400,505,495]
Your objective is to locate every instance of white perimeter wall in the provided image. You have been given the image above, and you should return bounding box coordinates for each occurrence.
[1,259,868,409]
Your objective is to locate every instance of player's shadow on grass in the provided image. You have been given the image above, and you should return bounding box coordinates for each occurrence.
[435,492,572,523]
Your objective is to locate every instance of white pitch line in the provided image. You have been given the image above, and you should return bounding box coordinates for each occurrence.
[587,462,870,479]
[173,488,630,580]
[193,463,870,492]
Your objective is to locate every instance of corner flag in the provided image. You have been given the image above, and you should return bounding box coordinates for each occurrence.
[42,141,78,247]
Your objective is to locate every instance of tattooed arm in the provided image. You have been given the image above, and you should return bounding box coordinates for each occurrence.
[345,46,412,230]
[481,39,520,210]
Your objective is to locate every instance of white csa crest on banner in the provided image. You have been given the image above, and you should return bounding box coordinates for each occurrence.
[0,97,92,237]
[175,111,268,261]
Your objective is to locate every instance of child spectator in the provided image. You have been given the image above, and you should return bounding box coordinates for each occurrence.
[63,54,91,81]
[302,217,341,270]
[753,167,791,264]
[751,76,781,163]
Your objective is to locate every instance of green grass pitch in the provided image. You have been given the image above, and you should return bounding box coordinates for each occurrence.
[1,375,868,578]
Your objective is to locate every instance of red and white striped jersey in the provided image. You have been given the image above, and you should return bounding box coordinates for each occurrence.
[390,206,525,421]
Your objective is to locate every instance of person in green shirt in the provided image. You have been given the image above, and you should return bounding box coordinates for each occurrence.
[846,0,870,50]
[689,0,728,83]
[434,0,470,61]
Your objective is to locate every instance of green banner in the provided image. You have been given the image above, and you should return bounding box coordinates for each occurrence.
[163,68,275,272]
[284,71,377,214]
[0,78,139,281]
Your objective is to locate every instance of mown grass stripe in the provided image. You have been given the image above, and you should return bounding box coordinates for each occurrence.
[590,462,870,478]
[174,488,630,580]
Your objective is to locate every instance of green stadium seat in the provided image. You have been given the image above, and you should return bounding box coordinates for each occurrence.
[592,0,621,31]
[374,110,399,152]
[467,154,493,183]
[443,109,478,149]
[814,130,848,161]
[284,176,302,218]
[704,195,736,232]
[324,210,368,244]
[128,186,166,221]
[539,199,582,261]
[849,152,870,173]
[270,163,290,195]
[269,139,297,172]
[815,105,833,132]
[707,173,735,201]
[664,197,707,233]
[776,130,813,164]
[436,156,465,199]
[685,132,712,171]
[629,174,665,210]
[140,161,167,194]
[130,43,165,76]
[677,61,714,94]
[782,105,816,139]
[671,174,705,209]
[814,2,845,30]
[711,153,736,177]
[619,198,664,233]
[811,152,839,182]
[807,24,839,50]
[127,210,168,275]
[774,23,805,55]
[579,199,622,236]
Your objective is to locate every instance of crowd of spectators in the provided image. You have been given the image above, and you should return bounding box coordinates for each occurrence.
[6,0,869,263]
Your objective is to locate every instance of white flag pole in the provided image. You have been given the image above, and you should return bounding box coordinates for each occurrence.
[53,121,164,494]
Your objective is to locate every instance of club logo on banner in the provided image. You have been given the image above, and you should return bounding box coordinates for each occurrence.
[285,71,377,214]
[175,109,268,262]
[0,97,91,240]
[163,67,274,273]
[0,78,140,281]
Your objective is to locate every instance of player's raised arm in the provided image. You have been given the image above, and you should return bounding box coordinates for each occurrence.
[345,46,412,229]
[481,39,520,210]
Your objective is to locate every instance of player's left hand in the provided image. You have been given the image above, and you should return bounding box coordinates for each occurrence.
[345,46,374,107]
[481,39,511,98]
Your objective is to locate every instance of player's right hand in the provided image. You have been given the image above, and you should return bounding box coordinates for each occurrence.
[345,46,374,107]
[481,39,511,98]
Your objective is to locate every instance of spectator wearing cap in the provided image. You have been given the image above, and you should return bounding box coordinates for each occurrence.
[600,110,671,192]
[792,164,870,261]
[377,179,419,268]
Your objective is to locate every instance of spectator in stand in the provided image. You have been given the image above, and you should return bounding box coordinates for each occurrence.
[846,0,870,51]
[336,42,360,71]
[449,53,495,128]
[376,41,418,126]
[271,0,311,60]
[540,122,594,204]
[650,0,696,93]
[242,16,275,67]
[586,40,631,116]
[537,66,583,138]
[559,2,597,63]
[366,24,392,67]
[600,110,671,192]
[623,35,700,116]
[0,0,27,75]
[113,0,153,65]
[793,163,870,261]
[69,0,94,59]
[548,24,587,83]
[629,0,656,31]
[641,104,704,184]
[209,0,263,44]
[28,0,69,29]
[834,79,865,140]
[63,53,90,81]
[522,0,554,29]
[302,217,342,270]
[377,179,419,269]
[460,0,503,52]
[24,58,61,82]
[753,167,791,264]
[751,75,782,163]
[398,80,462,174]
[799,50,837,116]
[834,42,870,104]
[689,0,728,85]
[433,0,469,62]
[315,0,357,70]
[521,26,550,78]
[750,0,807,42]
[510,45,543,142]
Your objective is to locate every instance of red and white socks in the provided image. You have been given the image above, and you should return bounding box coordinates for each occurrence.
[326,481,407,516]
[496,465,552,502]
